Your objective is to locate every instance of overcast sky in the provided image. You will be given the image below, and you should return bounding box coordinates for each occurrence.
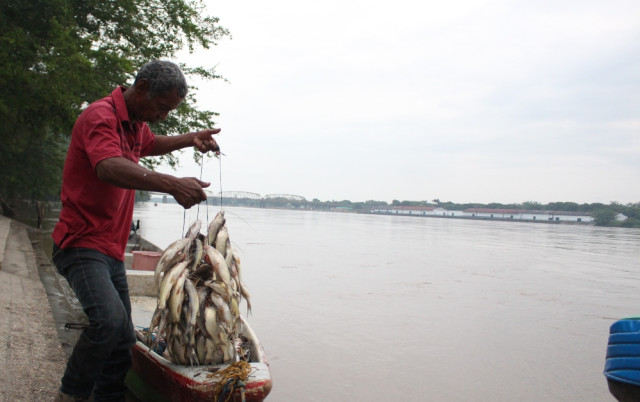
[159,0,640,204]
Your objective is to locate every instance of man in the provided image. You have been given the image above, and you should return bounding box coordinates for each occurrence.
[51,60,220,401]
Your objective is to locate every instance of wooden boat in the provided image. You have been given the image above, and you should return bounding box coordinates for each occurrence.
[126,316,272,402]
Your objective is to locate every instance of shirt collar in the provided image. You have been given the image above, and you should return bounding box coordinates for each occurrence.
[111,86,132,125]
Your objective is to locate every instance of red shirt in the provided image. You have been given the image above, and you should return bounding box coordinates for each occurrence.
[52,87,156,261]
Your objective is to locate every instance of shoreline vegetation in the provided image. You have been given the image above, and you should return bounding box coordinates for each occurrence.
[2,195,638,232]
[141,194,640,229]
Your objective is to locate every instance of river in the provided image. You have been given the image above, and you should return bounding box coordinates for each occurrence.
[130,202,640,401]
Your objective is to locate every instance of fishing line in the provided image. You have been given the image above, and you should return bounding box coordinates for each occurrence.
[182,209,186,238]
[204,154,209,225]
[197,153,205,222]
[218,154,223,210]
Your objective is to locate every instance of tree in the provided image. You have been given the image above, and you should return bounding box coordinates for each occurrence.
[592,208,617,226]
[0,0,229,212]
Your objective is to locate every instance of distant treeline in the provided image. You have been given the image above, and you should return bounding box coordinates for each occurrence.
[149,195,640,228]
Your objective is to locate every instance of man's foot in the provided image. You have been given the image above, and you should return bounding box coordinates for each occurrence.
[53,390,90,402]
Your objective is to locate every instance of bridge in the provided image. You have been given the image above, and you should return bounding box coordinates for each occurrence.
[264,194,306,201]
[149,191,306,201]
[209,191,261,200]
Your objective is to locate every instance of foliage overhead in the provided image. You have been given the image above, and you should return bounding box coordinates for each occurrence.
[0,0,229,203]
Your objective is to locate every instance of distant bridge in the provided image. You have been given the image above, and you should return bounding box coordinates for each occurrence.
[209,191,262,200]
[149,191,306,202]
[264,194,306,201]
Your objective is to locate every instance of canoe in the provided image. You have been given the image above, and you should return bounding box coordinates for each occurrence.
[126,316,272,402]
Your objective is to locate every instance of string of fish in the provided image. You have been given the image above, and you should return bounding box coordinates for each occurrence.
[149,150,253,367]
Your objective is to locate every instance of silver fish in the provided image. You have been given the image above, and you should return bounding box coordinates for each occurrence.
[215,226,229,256]
[240,282,253,315]
[224,243,234,275]
[189,239,204,271]
[229,296,240,323]
[196,334,206,364]
[207,280,230,302]
[184,219,202,241]
[210,292,233,330]
[184,278,199,329]
[154,238,190,289]
[203,306,218,340]
[207,210,226,246]
[158,261,189,310]
[203,245,232,293]
[168,268,188,323]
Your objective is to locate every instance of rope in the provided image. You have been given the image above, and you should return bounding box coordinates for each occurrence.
[207,360,252,402]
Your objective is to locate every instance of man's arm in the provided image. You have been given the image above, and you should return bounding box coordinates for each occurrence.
[95,157,209,209]
[148,128,221,156]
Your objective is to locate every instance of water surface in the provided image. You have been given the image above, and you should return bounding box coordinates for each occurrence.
[133,202,640,401]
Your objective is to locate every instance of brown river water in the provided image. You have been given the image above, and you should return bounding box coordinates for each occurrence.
[126,203,640,401]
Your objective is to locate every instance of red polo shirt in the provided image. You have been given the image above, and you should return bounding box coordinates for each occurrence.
[52,87,156,261]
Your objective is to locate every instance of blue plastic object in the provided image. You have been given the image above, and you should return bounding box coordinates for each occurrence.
[604,317,640,386]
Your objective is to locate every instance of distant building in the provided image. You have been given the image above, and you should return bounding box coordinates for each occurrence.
[464,208,593,223]
[372,206,448,216]
[371,206,593,223]
[616,213,628,221]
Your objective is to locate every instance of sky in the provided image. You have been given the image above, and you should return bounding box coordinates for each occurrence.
[158,0,640,204]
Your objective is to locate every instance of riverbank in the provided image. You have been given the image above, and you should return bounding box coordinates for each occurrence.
[0,215,67,400]
[0,211,159,401]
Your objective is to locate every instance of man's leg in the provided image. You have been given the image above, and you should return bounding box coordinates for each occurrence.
[93,258,136,401]
[53,247,133,400]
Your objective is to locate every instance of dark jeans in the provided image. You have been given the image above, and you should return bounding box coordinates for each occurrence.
[52,246,135,401]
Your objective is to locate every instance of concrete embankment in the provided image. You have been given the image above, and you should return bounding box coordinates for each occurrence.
[0,215,157,401]
[0,215,67,400]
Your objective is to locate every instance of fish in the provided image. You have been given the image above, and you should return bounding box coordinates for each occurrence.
[147,307,162,346]
[191,261,213,285]
[184,278,199,329]
[221,337,234,363]
[229,296,240,323]
[168,268,188,323]
[207,210,226,246]
[203,245,233,294]
[239,282,253,315]
[158,261,189,310]
[210,292,233,330]
[203,306,218,340]
[229,257,241,293]
[189,239,204,271]
[204,338,216,364]
[196,334,206,364]
[154,238,190,289]
[206,280,230,302]
[215,226,229,256]
[147,213,256,366]
[224,244,234,275]
[231,254,244,286]
[184,219,202,241]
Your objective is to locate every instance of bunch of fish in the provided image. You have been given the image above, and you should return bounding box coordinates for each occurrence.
[147,210,252,365]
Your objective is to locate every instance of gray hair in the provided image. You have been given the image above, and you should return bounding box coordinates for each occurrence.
[134,60,188,99]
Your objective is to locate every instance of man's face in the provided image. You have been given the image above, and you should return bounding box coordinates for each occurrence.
[139,88,183,124]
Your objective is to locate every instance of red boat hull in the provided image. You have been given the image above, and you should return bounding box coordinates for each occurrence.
[127,318,272,401]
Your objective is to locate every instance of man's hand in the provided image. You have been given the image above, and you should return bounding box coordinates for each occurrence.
[170,177,211,209]
[193,129,221,154]
[96,157,212,209]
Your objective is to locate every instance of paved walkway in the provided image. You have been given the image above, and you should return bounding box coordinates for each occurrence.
[0,215,67,400]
